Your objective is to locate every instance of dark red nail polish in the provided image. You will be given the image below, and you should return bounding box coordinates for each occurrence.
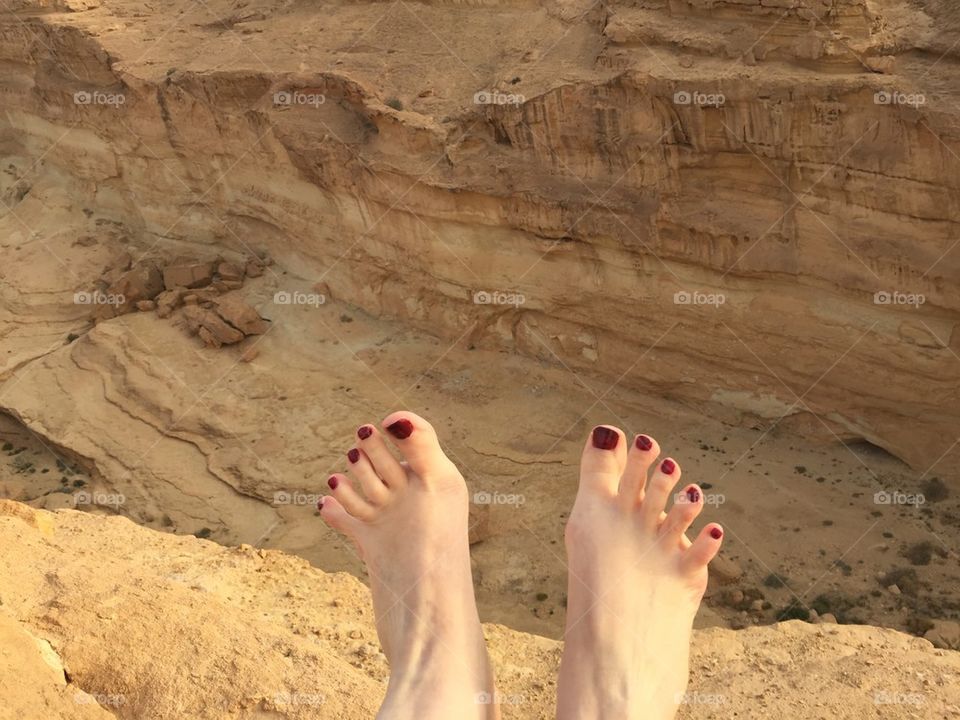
[347,448,360,464]
[710,527,723,540]
[386,419,414,439]
[636,435,653,451]
[317,498,324,511]
[661,459,676,475]
[327,475,339,490]
[591,427,619,450]
[686,487,700,504]
[357,425,373,440]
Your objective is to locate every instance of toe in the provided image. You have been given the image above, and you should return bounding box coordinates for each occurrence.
[659,483,703,543]
[580,425,627,495]
[617,433,660,507]
[356,424,407,489]
[380,411,457,485]
[326,473,375,521]
[641,457,682,527]
[347,447,391,505]
[684,523,724,571]
[318,494,363,542]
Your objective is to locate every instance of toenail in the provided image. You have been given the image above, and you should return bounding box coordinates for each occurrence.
[317,498,324,511]
[327,475,339,490]
[686,487,700,504]
[347,448,360,464]
[591,426,619,450]
[635,434,653,451]
[661,458,676,475]
[710,527,723,540]
[386,419,414,439]
[357,425,373,440]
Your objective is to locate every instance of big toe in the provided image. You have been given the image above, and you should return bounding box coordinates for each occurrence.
[381,411,458,486]
[579,425,627,495]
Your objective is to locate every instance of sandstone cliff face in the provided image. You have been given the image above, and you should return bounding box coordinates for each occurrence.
[1,0,958,476]
[3,500,959,719]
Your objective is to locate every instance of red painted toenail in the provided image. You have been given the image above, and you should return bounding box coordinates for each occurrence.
[317,498,324,511]
[636,435,653,451]
[710,527,723,540]
[357,426,373,440]
[327,475,339,489]
[591,427,619,450]
[386,419,414,439]
[661,459,676,474]
[686,487,700,503]
[347,448,360,463]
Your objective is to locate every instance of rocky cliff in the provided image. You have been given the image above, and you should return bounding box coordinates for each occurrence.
[1,0,959,478]
[3,499,959,719]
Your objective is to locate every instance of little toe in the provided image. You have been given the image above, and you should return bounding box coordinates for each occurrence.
[347,447,391,505]
[356,424,407,489]
[380,411,457,485]
[684,524,724,571]
[659,484,703,543]
[617,433,660,508]
[318,494,362,542]
[327,473,375,521]
[580,425,627,495]
[641,457,682,527]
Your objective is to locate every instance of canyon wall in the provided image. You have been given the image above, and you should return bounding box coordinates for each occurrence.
[1,0,959,475]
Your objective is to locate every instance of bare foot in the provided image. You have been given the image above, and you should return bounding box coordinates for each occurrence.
[319,411,498,720]
[557,426,724,720]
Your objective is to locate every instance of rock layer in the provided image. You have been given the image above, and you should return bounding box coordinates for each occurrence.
[0,0,958,473]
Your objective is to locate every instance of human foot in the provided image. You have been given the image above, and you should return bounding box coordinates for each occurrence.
[319,411,498,720]
[557,426,724,720]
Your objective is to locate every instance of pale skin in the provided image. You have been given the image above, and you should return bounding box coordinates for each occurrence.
[320,412,723,720]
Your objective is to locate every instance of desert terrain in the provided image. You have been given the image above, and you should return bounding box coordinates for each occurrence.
[1,0,959,716]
